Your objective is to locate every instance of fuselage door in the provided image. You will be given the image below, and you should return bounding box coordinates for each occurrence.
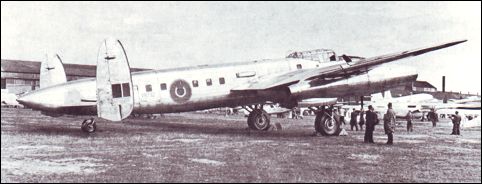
[96,39,134,121]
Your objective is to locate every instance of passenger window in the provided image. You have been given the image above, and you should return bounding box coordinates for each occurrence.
[122,83,130,97]
[112,84,122,98]
[206,78,212,86]
[219,77,225,85]
[160,83,167,90]
[297,64,302,69]
[192,80,199,87]
[145,84,152,92]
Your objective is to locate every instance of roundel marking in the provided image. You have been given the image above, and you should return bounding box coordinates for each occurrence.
[170,79,192,103]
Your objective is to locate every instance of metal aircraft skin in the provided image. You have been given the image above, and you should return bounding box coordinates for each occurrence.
[16,39,466,134]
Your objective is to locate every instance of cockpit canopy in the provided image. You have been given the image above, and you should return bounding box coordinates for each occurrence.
[286,49,338,62]
[286,49,365,63]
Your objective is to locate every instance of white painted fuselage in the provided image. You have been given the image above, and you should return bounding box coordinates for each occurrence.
[17,57,417,116]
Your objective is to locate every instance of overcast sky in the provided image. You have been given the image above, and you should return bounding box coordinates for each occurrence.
[2,2,481,94]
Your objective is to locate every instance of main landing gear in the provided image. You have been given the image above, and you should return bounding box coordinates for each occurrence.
[313,106,342,136]
[243,105,341,135]
[244,105,271,131]
[81,118,97,133]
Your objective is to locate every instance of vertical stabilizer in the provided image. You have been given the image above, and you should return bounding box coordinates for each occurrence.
[96,38,134,121]
[39,54,67,88]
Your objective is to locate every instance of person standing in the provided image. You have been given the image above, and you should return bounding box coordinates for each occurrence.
[451,111,462,135]
[350,108,359,131]
[337,107,347,126]
[384,103,396,145]
[359,109,365,131]
[429,109,438,127]
[406,110,413,132]
[364,105,378,143]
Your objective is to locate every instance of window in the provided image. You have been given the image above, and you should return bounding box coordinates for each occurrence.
[206,78,212,86]
[112,84,122,98]
[296,64,302,69]
[236,71,256,78]
[1,79,5,89]
[192,80,199,87]
[112,83,131,98]
[219,77,225,85]
[122,83,130,97]
[145,84,152,92]
[329,54,336,61]
[160,83,167,90]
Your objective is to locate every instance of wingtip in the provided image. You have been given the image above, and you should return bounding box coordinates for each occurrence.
[440,39,467,48]
[454,39,468,44]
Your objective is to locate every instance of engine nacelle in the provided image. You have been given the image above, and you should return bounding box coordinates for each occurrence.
[288,66,418,99]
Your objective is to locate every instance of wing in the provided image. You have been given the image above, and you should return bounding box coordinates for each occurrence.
[232,40,466,91]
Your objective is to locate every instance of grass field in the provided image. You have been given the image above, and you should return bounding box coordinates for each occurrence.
[1,108,480,182]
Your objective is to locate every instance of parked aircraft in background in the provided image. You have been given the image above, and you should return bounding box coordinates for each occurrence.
[427,96,481,121]
[369,91,437,119]
[1,89,22,108]
[340,91,436,123]
[16,38,466,135]
[462,116,481,128]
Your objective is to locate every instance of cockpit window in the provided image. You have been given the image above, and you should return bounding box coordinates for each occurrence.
[286,49,338,62]
[329,54,336,61]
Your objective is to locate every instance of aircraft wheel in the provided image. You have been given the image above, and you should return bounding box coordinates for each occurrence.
[247,109,270,131]
[314,112,341,136]
[81,118,96,133]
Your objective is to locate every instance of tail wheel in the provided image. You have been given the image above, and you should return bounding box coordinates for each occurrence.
[81,118,97,133]
[247,109,270,131]
[315,112,341,136]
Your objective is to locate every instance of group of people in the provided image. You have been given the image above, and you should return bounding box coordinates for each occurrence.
[345,103,463,145]
[349,108,365,131]
[347,104,393,144]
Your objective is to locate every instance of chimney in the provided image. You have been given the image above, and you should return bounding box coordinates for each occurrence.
[442,76,447,103]
[442,76,445,92]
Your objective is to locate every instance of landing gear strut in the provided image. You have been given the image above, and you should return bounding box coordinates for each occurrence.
[314,106,341,136]
[245,105,271,131]
[81,118,96,133]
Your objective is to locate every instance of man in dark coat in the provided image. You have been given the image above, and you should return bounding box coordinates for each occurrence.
[350,108,359,131]
[429,109,439,127]
[384,103,396,145]
[406,110,413,132]
[451,111,462,135]
[364,105,378,143]
[359,109,365,131]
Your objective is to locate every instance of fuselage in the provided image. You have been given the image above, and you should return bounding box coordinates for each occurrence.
[17,58,325,115]
[17,57,418,116]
